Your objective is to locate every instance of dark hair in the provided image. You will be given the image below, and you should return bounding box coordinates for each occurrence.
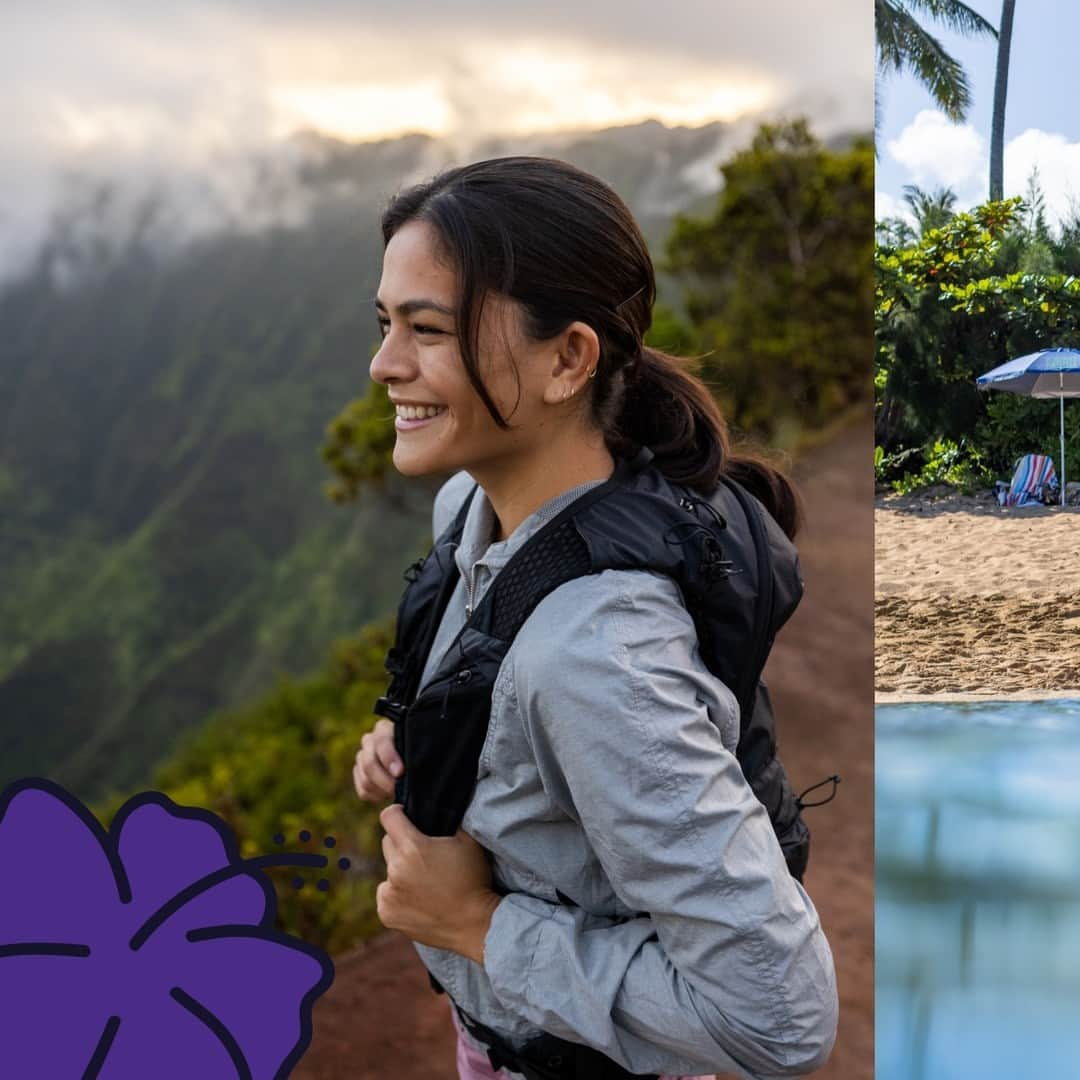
[381,156,801,538]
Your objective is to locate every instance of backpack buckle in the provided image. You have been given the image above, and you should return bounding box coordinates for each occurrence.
[373,696,406,722]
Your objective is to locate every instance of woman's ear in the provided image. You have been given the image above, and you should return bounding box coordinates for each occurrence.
[542,321,600,405]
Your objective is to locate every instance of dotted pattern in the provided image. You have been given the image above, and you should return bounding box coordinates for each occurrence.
[272,830,352,893]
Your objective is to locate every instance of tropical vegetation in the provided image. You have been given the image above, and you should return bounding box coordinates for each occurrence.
[875,0,997,125]
[876,181,1080,494]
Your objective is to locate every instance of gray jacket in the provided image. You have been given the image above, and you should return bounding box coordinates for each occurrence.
[410,470,838,1079]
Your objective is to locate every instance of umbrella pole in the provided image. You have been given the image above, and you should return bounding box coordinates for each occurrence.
[1062,391,1067,507]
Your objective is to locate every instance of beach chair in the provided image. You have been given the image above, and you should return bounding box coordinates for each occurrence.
[994,454,1059,507]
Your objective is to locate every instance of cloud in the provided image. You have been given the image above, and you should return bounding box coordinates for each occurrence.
[885,110,987,203]
[884,110,1080,230]
[0,0,872,289]
[875,190,911,225]
[1005,129,1080,228]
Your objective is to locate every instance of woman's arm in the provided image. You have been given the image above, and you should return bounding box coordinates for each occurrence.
[483,569,837,1079]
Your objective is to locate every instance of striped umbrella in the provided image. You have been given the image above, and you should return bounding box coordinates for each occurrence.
[977,348,1080,506]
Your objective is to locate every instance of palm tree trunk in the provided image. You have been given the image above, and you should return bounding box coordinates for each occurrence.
[989,0,1016,201]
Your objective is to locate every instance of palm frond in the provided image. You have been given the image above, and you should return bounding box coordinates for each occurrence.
[902,0,998,39]
[876,0,973,121]
[876,0,909,72]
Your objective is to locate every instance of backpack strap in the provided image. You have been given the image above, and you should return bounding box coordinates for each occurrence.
[454,1003,660,1080]
[714,475,775,751]
[416,482,479,669]
[375,481,478,721]
[472,450,652,641]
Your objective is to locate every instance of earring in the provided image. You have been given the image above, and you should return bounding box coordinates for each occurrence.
[588,367,597,379]
[562,386,569,402]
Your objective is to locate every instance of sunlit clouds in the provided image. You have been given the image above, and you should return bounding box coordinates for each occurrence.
[7,3,865,153]
[0,0,870,289]
[269,82,455,141]
[59,30,783,147]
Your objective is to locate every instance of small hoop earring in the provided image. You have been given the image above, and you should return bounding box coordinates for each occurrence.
[562,386,569,402]
[588,367,597,379]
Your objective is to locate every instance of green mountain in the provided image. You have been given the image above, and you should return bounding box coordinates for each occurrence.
[0,119,751,801]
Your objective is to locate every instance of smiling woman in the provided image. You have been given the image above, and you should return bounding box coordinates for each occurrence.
[370,217,619,525]
[352,156,837,1080]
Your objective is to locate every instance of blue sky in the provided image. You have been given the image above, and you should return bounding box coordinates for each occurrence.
[876,0,1080,227]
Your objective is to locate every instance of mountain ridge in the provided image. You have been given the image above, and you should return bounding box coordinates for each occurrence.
[3,119,824,799]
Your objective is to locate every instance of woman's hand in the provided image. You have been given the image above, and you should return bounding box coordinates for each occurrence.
[353,719,403,802]
[376,804,502,964]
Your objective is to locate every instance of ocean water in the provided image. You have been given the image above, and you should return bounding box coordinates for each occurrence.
[876,699,1080,1080]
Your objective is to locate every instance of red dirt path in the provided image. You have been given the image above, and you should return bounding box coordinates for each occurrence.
[294,418,874,1080]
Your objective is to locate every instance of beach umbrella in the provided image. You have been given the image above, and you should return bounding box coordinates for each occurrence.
[976,348,1080,506]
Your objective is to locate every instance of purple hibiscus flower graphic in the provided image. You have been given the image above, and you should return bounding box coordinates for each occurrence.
[0,778,335,1079]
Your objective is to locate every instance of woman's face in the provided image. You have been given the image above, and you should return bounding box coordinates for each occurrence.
[370,218,555,480]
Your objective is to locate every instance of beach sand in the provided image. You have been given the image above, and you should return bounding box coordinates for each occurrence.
[876,489,1080,697]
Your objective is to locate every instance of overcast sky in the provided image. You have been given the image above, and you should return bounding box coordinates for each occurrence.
[2,1,871,289]
[876,0,1080,230]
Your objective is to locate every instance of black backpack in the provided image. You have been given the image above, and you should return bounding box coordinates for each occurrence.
[376,447,812,879]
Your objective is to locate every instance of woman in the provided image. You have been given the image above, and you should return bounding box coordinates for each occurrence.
[353,156,837,1079]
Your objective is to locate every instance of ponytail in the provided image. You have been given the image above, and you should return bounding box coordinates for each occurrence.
[605,347,803,540]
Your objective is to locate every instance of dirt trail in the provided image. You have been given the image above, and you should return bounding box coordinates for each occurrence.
[295,419,875,1079]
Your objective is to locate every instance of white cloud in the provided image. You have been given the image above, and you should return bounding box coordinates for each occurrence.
[1005,129,1080,228]
[884,111,1080,231]
[885,109,987,203]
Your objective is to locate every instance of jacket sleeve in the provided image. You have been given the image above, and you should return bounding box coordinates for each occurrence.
[481,569,838,1079]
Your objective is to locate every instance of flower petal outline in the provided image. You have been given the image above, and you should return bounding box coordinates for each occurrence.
[0,778,335,1080]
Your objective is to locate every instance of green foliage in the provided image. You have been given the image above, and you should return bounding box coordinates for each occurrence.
[902,183,958,236]
[0,187,415,798]
[664,119,874,444]
[882,438,993,494]
[1022,166,1052,245]
[321,379,398,501]
[975,393,1080,482]
[645,302,699,357]
[876,195,1080,490]
[94,623,395,956]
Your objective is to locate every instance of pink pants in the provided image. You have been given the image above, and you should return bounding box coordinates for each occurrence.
[450,1004,716,1080]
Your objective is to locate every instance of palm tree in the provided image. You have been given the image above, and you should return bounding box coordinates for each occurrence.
[876,0,998,126]
[989,0,1016,200]
[902,183,959,234]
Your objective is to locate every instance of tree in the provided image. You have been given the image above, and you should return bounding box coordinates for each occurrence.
[876,0,997,127]
[665,120,874,439]
[876,196,1080,482]
[902,183,958,234]
[989,0,1017,201]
